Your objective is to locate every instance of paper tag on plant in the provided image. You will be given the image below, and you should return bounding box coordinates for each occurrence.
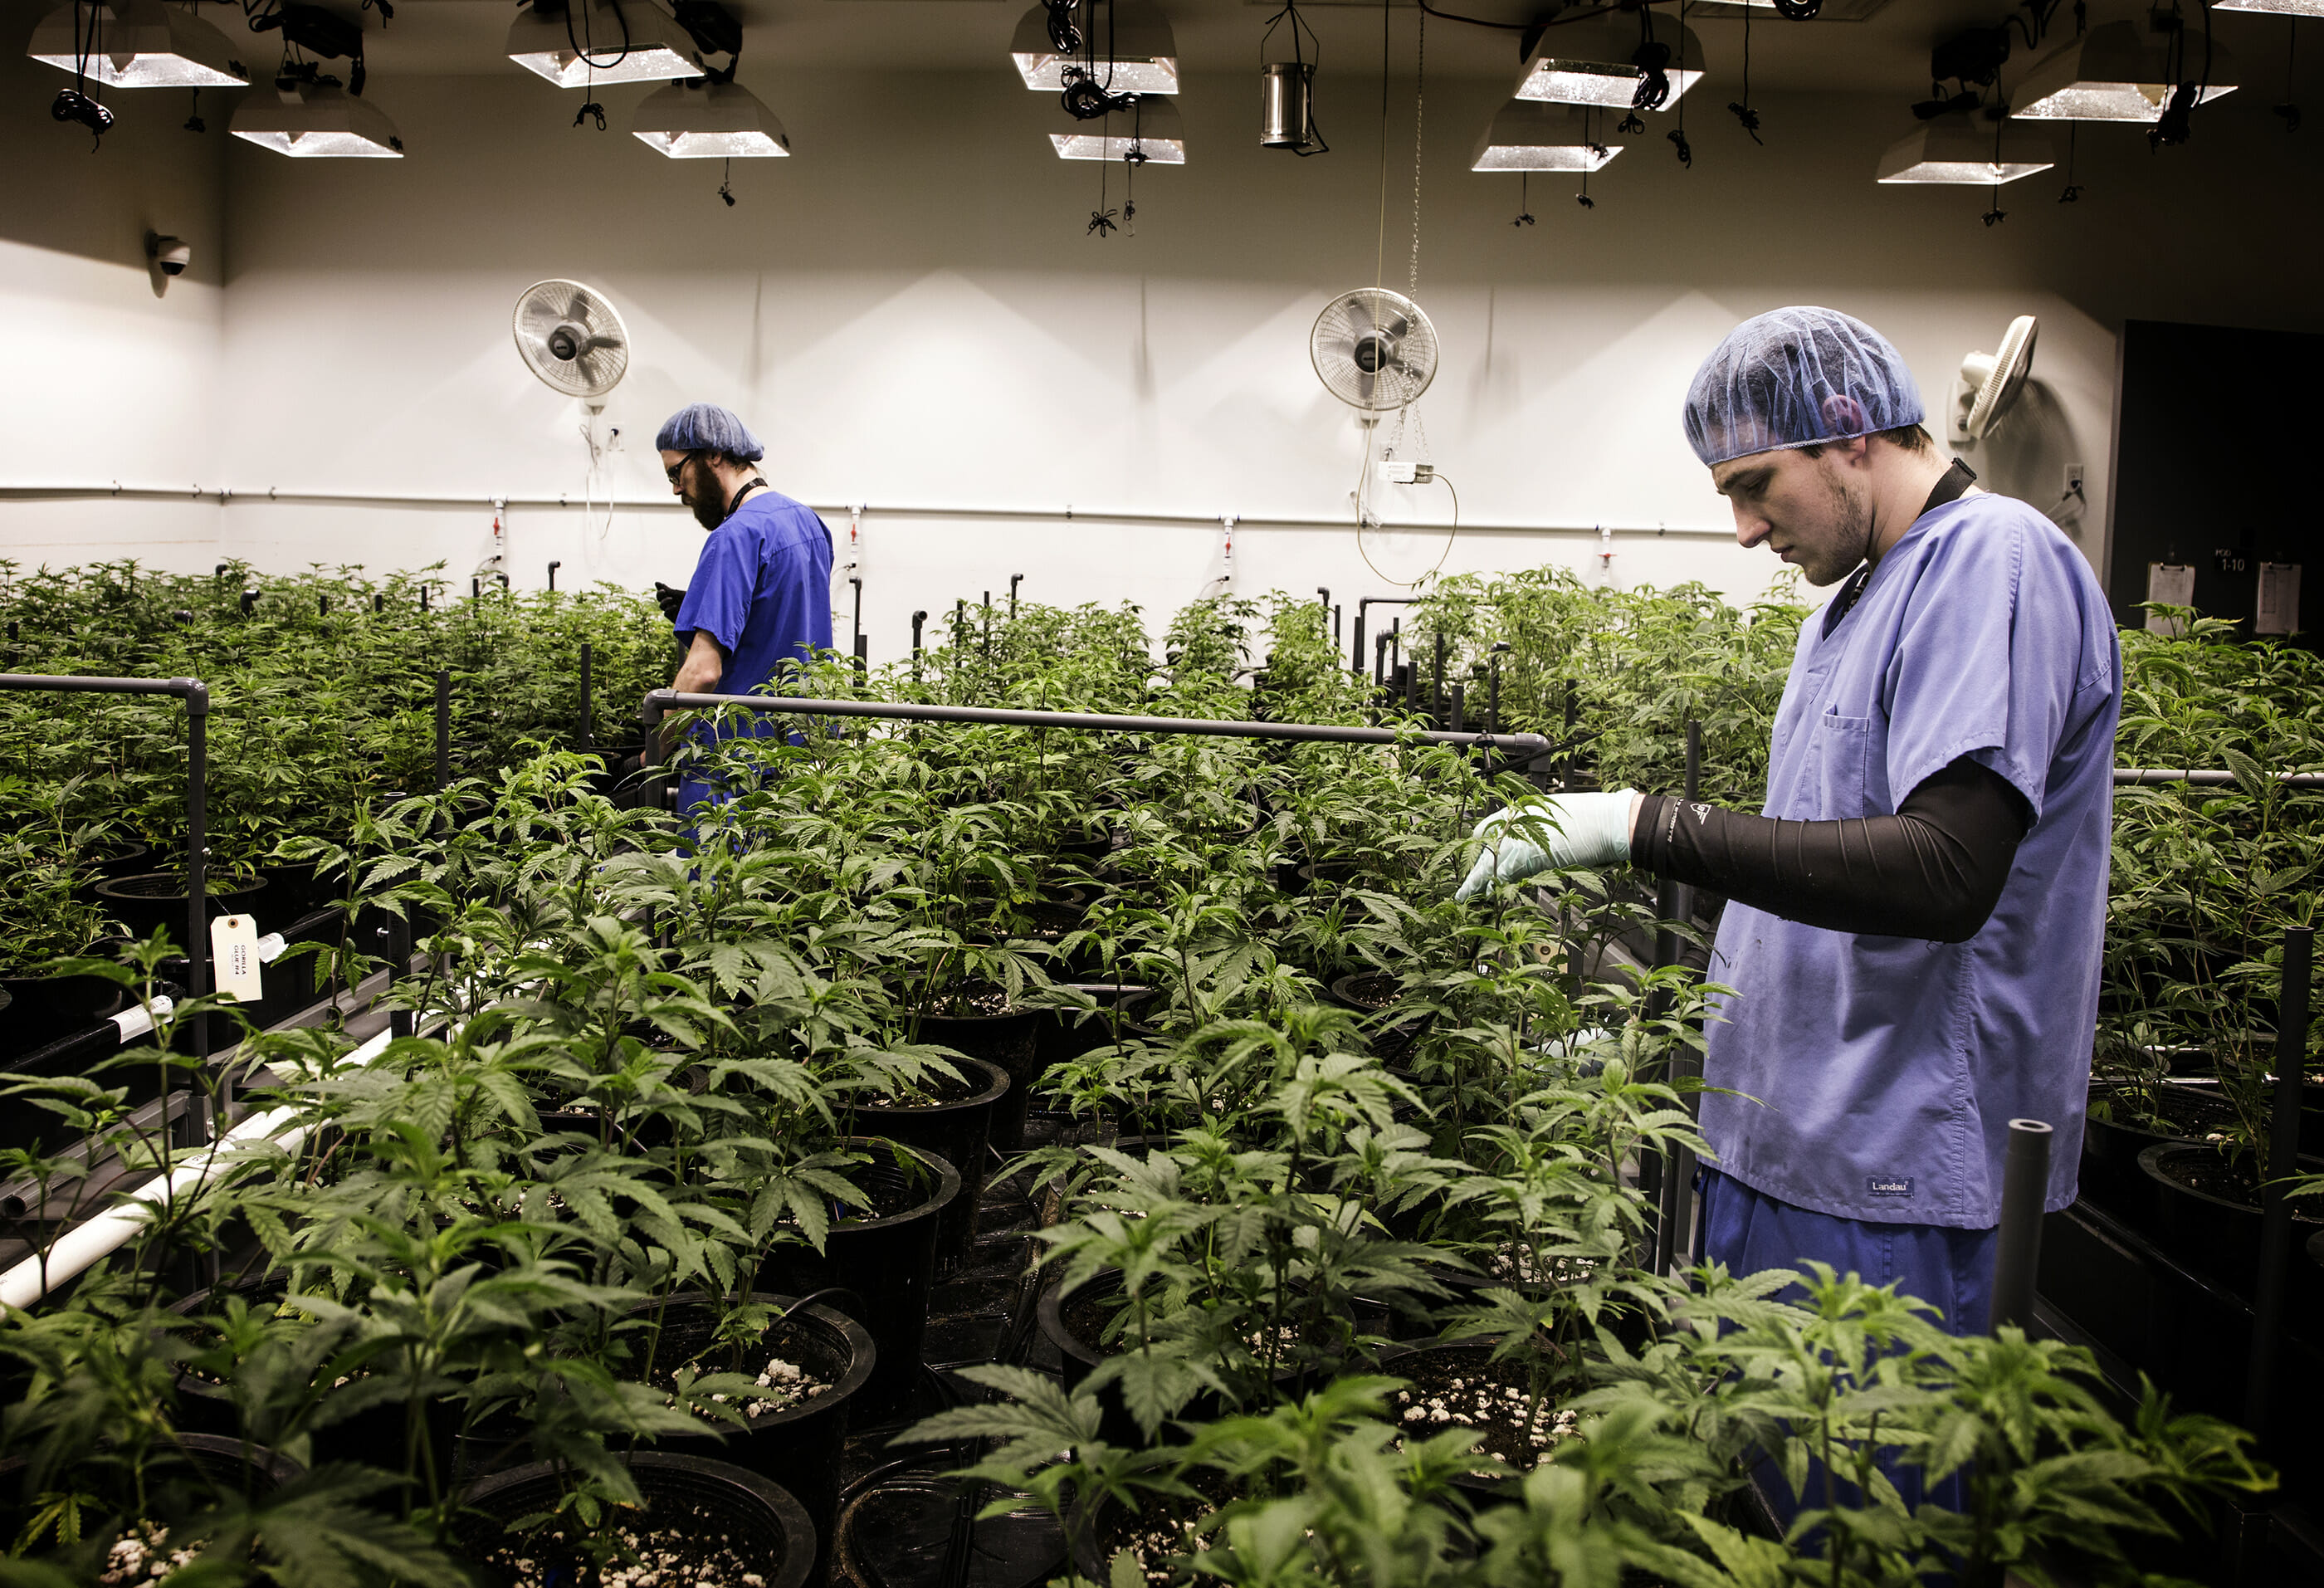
[210,914,264,1004]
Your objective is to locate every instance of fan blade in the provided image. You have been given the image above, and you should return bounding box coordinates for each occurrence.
[579,335,622,353]
[568,291,591,325]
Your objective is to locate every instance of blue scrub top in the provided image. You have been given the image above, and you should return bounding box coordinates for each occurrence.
[671,489,832,802]
[1697,492,2122,1229]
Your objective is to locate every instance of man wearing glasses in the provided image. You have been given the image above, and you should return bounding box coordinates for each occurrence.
[656,403,833,814]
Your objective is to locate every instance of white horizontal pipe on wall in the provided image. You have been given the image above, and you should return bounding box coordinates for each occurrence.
[0,482,1735,539]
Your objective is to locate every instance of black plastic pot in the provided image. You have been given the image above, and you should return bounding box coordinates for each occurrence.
[917,1004,1042,1153]
[457,1452,813,1588]
[759,1141,960,1422]
[613,1289,872,1572]
[0,970,127,1064]
[834,1462,1067,1588]
[1030,984,1156,1094]
[1037,1269,1308,1450]
[850,1058,1008,1268]
[1326,972,1427,1070]
[2079,1080,2236,1222]
[2136,1141,2324,1298]
[257,861,337,921]
[92,870,271,947]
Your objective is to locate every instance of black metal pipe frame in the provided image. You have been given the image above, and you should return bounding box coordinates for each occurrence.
[2113,769,2324,787]
[0,674,212,1149]
[547,559,561,592]
[1353,596,1420,677]
[434,668,452,791]
[641,689,1555,763]
[1990,1118,2054,1332]
[1649,720,1705,1277]
[2244,925,2312,1448]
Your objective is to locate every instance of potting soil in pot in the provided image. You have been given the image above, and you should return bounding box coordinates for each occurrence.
[476,1515,774,1588]
[1389,1354,1577,1471]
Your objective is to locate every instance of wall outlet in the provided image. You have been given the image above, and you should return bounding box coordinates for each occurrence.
[2064,462,2085,496]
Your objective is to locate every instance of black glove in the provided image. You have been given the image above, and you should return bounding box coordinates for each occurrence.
[654,581,687,624]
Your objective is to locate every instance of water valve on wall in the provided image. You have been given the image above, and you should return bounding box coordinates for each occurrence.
[1221,514,1238,583]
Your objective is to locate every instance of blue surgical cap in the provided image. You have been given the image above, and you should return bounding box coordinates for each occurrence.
[1682,306,1926,467]
[656,403,764,463]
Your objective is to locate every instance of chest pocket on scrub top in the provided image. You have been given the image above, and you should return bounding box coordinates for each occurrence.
[1810,711,1875,819]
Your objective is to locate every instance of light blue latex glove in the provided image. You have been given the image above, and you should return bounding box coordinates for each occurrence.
[1453,792,1639,901]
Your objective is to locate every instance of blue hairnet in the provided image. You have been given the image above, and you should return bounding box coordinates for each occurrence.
[1682,307,1926,467]
[656,403,764,463]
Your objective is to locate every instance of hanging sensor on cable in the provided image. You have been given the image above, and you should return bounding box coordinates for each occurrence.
[1376,461,1435,485]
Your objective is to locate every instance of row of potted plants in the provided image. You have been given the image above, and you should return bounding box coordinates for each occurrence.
[0,592,2281,1584]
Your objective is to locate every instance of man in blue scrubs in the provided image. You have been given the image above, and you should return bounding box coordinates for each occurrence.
[656,403,834,814]
[1457,306,2122,1339]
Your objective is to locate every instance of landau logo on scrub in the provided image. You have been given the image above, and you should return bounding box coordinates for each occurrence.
[1866,1176,1913,1198]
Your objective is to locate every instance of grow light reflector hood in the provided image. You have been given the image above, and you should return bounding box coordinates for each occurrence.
[231,80,404,157]
[1470,100,1622,171]
[2214,0,2324,15]
[2013,21,2235,120]
[1049,93,1184,160]
[1875,120,2053,183]
[507,0,704,87]
[632,79,790,157]
[1012,0,1179,94]
[1514,18,1705,110]
[27,0,248,88]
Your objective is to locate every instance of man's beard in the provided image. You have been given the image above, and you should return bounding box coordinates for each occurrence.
[1803,468,1872,586]
[686,460,725,530]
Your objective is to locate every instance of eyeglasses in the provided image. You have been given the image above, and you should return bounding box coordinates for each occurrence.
[665,450,704,485]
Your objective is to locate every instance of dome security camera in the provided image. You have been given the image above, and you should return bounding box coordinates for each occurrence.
[148,233,192,276]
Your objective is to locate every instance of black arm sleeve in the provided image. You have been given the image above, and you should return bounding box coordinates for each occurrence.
[1634,757,2033,943]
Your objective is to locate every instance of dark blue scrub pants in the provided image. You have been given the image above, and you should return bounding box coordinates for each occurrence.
[1697,1168,1999,1530]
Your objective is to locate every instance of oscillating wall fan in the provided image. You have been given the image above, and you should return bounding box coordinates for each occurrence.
[1311,288,1438,417]
[1951,314,2038,442]
[512,278,630,403]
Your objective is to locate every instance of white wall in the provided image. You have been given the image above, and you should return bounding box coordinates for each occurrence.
[8,46,2323,661]
[0,37,227,572]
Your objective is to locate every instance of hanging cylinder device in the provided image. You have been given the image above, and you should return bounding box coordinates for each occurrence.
[1260,61,1322,152]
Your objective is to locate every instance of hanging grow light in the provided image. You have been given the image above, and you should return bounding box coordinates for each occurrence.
[1012,0,1179,94]
[2214,0,2324,15]
[1470,101,1621,171]
[632,79,789,157]
[507,0,705,87]
[2013,21,2236,120]
[1875,120,2053,183]
[230,79,404,157]
[27,0,247,88]
[1513,17,1705,110]
[1050,93,1184,160]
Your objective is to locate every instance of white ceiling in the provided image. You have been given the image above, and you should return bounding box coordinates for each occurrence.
[296,0,2275,97]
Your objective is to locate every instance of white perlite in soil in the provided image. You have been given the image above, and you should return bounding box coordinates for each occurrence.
[495,1523,770,1588]
[1395,1378,1578,1467]
[102,1522,198,1583]
[697,1356,830,1421]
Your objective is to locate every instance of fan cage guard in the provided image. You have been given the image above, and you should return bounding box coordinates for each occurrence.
[513,279,631,401]
[1311,288,1439,413]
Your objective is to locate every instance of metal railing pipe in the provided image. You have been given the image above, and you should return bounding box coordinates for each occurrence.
[2244,925,2312,1448]
[641,689,1554,759]
[1989,1118,2054,1332]
[2114,768,2324,787]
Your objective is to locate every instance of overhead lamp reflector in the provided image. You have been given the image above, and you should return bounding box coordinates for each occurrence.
[631,79,790,157]
[2214,0,2324,15]
[1011,0,1179,95]
[1875,120,2053,184]
[1514,18,1705,110]
[231,80,404,158]
[1470,100,1622,171]
[507,0,704,88]
[2013,21,2235,121]
[27,0,247,88]
[1049,94,1184,161]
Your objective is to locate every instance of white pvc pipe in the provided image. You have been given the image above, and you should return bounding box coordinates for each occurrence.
[0,1027,396,1315]
[0,482,1736,537]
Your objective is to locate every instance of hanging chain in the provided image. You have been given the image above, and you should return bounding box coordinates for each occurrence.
[1407,5,1425,301]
